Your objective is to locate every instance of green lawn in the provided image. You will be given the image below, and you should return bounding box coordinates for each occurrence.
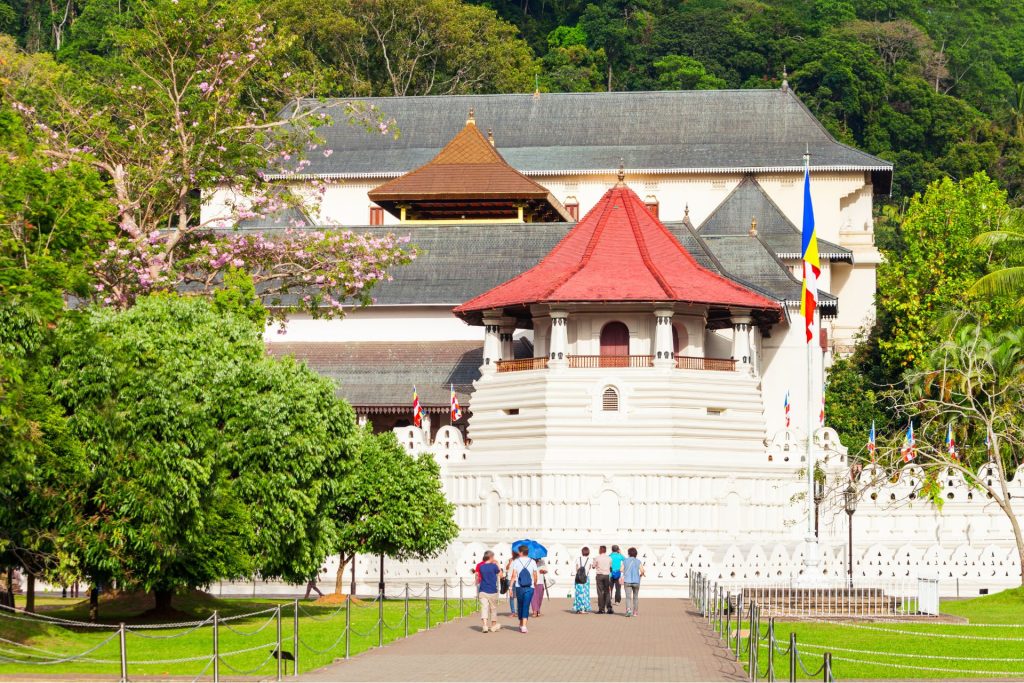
[723,587,1024,680]
[0,590,470,678]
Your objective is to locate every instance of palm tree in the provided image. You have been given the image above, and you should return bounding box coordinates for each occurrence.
[968,209,1024,305]
[1012,83,1024,140]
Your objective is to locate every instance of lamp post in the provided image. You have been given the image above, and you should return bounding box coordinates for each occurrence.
[844,483,859,589]
[813,476,825,539]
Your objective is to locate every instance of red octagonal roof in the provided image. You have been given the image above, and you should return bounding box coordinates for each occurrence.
[454,182,782,322]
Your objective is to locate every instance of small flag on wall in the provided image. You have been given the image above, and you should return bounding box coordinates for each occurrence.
[946,424,957,460]
[901,421,916,463]
[450,384,463,423]
[784,391,791,428]
[412,386,423,428]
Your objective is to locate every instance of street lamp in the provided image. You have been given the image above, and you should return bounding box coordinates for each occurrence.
[844,483,859,589]
[813,476,825,539]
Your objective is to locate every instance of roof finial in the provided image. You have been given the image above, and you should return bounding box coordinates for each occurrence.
[684,203,690,218]
[781,65,789,92]
[533,73,540,99]
[466,107,475,125]
[487,128,495,147]
[749,216,758,237]
[616,158,625,186]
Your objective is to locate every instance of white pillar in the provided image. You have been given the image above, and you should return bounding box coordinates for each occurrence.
[731,312,753,374]
[482,311,503,375]
[549,310,569,368]
[499,320,515,362]
[421,413,432,445]
[653,308,675,367]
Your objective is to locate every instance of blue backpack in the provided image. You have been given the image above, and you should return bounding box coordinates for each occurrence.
[516,559,533,587]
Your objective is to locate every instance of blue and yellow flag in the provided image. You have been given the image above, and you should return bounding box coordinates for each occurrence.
[800,166,820,344]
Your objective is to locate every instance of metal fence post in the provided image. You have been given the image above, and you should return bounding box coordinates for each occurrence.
[725,591,731,644]
[735,595,743,660]
[213,610,220,683]
[344,596,351,659]
[276,605,283,682]
[425,583,431,629]
[443,580,448,623]
[823,652,832,682]
[378,587,384,648]
[118,622,127,683]
[788,632,797,683]
[748,603,756,681]
[404,584,410,638]
[459,578,464,618]
[293,598,300,677]
[767,618,775,683]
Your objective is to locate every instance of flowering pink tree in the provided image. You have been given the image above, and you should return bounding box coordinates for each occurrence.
[0,0,409,319]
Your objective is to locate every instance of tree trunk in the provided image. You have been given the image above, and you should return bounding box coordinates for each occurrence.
[25,574,35,613]
[351,554,357,596]
[607,63,613,92]
[4,568,12,608]
[334,553,349,595]
[89,585,99,622]
[153,588,174,613]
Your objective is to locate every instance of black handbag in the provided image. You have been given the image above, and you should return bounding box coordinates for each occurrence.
[500,575,510,594]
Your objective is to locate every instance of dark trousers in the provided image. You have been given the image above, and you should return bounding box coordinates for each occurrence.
[596,574,612,613]
[614,579,622,603]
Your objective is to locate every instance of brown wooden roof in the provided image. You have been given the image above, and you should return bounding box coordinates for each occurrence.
[368,115,572,222]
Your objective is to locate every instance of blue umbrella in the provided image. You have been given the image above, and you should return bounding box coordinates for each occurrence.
[510,539,548,560]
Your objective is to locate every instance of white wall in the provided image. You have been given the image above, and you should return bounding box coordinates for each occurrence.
[264,307,478,343]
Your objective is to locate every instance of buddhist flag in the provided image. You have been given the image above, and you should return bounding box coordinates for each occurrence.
[800,165,820,344]
[412,386,423,428]
[450,384,463,423]
[946,424,957,460]
[784,391,791,428]
[867,421,876,462]
[819,383,826,426]
[901,421,916,463]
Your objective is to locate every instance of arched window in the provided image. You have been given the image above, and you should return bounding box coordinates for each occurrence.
[673,324,688,355]
[602,386,619,412]
[600,321,629,367]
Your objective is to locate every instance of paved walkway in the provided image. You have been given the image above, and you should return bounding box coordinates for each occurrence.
[300,598,746,681]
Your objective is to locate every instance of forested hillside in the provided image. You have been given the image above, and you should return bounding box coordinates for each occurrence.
[3,0,1023,202]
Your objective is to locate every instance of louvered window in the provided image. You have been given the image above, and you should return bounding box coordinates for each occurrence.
[602,387,619,412]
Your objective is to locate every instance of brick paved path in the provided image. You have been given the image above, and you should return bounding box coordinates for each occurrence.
[300,598,746,681]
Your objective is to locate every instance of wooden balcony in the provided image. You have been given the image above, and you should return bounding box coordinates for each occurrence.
[494,354,736,372]
[676,355,736,371]
[496,357,549,373]
[568,355,654,368]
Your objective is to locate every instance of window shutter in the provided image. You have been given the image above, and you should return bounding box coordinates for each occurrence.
[602,387,619,412]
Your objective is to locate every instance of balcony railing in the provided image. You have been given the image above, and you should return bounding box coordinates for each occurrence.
[567,355,654,368]
[493,354,737,372]
[496,357,549,373]
[676,355,736,371]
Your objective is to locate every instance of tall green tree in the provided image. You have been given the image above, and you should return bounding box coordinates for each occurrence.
[51,295,356,616]
[332,431,458,595]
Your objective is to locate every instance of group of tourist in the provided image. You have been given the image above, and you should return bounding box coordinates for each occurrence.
[474,543,646,635]
[572,545,645,616]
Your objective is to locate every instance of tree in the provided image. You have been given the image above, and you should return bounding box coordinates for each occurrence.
[539,25,606,93]
[271,0,536,97]
[332,431,458,595]
[875,173,1017,375]
[653,55,726,90]
[879,324,1024,585]
[0,1,411,321]
[51,294,356,616]
[968,213,1024,309]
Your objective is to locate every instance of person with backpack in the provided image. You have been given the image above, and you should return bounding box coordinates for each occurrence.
[622,547,646,617]
[509,545,538,634]
[573,547,592,613]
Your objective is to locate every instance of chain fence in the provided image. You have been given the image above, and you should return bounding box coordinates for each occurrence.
[0,578,476,681]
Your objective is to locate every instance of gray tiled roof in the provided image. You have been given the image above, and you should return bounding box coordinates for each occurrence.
[277,90,891,191]
[265,340,531,409]
[697,177,851,261]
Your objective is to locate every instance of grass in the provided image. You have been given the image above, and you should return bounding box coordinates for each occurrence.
[0,589,469,678]
[723,587,1024,680]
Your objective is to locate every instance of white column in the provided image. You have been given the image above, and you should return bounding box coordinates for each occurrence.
[549,310,569,368]
[653,308,675,368]
[731,312,753,374]
[482,311,503,375]
[499,319,515,362]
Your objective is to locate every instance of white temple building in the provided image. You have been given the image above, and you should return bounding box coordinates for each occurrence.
[205,89,1024,597]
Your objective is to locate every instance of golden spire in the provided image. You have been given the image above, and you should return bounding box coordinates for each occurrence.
[466,108,475,125]
[749,216,758,237]
[615,158,626,186]
[487,128,495,147]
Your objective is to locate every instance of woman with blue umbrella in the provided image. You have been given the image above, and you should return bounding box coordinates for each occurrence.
[511,540,549,617]
[509,543,540,634]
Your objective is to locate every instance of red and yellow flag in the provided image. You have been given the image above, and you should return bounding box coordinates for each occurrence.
[800,166,820,344]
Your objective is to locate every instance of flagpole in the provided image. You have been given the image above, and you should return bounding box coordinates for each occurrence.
[801,148,821,584]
